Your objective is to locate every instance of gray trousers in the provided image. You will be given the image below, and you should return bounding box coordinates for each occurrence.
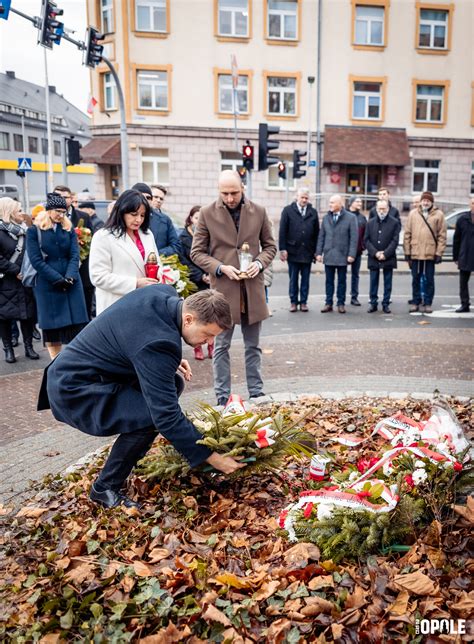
[213,316,263,401]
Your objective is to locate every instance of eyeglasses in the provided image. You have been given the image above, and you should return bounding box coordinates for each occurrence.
[52,209,66,215]
[144,195,153,202]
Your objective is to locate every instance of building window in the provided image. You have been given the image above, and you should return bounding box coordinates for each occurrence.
[41,138,48,155]
[354,5,384,46]
[221,151,244,173]
[412,159,440,193]
[267,0,298,40]
[54,140,61,156]
[136,0,167,32]
[418,7,448,49]
[137,70,169,110]
[217,73,249,114]
[103,72,117,110]
[266,75,297,116]
[142,148,169,185]
[13,133,23,152]
[217,0,249,38]
[101,0,114,33]
[471,162,474,195]
[28,136,38,154]
[267,154,295,190]
[0,132,9,150]
[414,83,447,124]
[352,79,383,120]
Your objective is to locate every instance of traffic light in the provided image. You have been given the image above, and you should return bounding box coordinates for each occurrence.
[278,161,286,180]
[16,170,25,178]
[0,0,11,20]
[292,149,307,179]
[37,0,64,49]
[242,142,254,171]
[66,138,81,165]
[258,123,280,171]
[84,27,104,68]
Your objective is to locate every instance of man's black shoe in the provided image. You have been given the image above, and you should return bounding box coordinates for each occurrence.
[455,305,470,313]
[382,306,391,314]
[249,392,266,400]
[217,397,228,407]
[90,486,140,509]
[367,304,378,313]
[351,298,361,306]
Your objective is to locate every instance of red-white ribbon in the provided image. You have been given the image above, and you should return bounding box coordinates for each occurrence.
[255,426,276,448]
[158,266,178,285]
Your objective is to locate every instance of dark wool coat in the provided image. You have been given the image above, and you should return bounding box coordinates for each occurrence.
[369,202,401,223]
[149,210,182,256]
[191,197,277,325]
[26,225,89,330]
[0,229,36,321]
[179,227,207,289]
[364,215,399,270]
[349,210,368,256]
[278,202,319,264]
[316,209,358,266]
[39,285,211,467]
[453,211,474,272]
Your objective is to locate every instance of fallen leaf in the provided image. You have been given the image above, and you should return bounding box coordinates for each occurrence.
[138,624,192,643]
[331,623,344,640]
[301,596,334,615]
[133,561,155,577]
[147,548,171,563]
[308,575,335,590]
[253,580,280,601]
[453,497,474,524]
[262,349,274,355]
[284,542,320,567]
[212,572,254,589]
[201,604,232,627]
[393,571,437,596]
[389,590,410,616]
[345,585,366,610]
[417,320,431,325]
[16,507,49,518]
[449,591,474,615]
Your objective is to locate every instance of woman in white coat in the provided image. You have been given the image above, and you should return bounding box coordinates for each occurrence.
[89,189,159,315]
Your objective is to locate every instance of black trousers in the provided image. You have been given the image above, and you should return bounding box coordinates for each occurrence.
[95,427,157,491]
[460,270,471,307]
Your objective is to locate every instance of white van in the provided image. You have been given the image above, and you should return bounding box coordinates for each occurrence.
[0,184,20,200]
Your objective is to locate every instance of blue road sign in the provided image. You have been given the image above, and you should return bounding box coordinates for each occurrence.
[309,160,317,167]
[17,158,33,172]
[0,0,12,20]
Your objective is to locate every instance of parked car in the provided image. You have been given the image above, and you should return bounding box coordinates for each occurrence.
[92,199,113,223]
[0,184,20,200]
[396,208,466,261]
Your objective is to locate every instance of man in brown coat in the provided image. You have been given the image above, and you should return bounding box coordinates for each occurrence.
[191,170,277,405]
[404,191,447,314]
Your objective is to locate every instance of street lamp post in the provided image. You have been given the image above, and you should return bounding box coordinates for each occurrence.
[315,0,323,196]
[307,76,315,168]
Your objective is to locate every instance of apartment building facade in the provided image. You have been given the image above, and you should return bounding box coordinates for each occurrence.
[84,0,474,220]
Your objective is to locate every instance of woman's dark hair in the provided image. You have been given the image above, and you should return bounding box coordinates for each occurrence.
[105,189,151,235]
[184,205,201,229]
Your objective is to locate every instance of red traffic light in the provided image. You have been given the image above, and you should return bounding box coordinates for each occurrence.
[243,145,253,159]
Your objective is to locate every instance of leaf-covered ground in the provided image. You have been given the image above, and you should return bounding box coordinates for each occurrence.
[1,396,473,643]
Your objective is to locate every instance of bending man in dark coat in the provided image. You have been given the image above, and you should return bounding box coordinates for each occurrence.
[453,196,474,313]
[38,286,244,508]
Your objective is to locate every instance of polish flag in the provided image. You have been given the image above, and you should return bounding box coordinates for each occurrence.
[87,95,98,115]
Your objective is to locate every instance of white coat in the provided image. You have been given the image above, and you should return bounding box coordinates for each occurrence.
[89,227,158,315]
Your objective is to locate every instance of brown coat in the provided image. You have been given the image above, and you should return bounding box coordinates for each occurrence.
[403,206,447,260]
[191,197,277,325]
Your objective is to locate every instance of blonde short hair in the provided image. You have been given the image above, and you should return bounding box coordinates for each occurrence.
[0,197,21,224]
[35,209,72,231]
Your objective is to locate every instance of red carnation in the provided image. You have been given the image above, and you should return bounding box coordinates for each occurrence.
[278,509,289,528]
[303,502,314,519]
[404,474,415,488]
[453,462,463,472]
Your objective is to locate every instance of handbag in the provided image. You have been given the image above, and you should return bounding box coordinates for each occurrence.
[21,228,46,287]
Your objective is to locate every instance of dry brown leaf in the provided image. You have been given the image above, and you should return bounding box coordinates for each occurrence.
[425,546,446,569]
[133,561,155,577]
[266,618,292,640]
[283,542,320,567]
[253,580,280,601]
[308,575,334,591]
[331,623,344,640]
[262,348,274,355]
[453,497,474,524]
[301,596,334,615]
[393,571,437,596]
[138,623,192,643]
[147,548,171,563]
[201,604,232,626]
[54,557,70,571]
[449,591,474,615]
[67,540,85,557]
[16,507,49,518]
[389,590,410,616]
[212,572,255,589]
[344,585,366,610]
[64,563,95,585]
[39,634,63,644]
[221,628,246,644]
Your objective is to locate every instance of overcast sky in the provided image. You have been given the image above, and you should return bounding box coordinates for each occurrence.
[0,0,90,114]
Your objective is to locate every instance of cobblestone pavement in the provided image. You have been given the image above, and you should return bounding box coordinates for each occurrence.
[1,322,472,508]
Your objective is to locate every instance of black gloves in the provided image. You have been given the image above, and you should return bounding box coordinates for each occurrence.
[53,277,74,291]
[435,255,442,264]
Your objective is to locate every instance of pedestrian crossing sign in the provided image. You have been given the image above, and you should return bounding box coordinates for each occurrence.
[17,158,32,172]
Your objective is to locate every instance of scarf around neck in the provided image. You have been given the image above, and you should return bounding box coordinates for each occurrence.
[0,221,25,240]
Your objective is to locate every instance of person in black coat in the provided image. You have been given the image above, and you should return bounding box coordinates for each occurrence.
[364,200,399,314]
[453,198,474,313]
[347,196,367,306]
[179,206,214,361]
[38,287,244,508]
[132,182,182,257]
[279,187,319,312]
[0,198,39,363]
[26,194,89,360]
[368,187,401,226]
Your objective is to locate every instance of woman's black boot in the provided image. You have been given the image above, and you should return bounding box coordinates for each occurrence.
[3,342,16,363]
[24,340,40,360]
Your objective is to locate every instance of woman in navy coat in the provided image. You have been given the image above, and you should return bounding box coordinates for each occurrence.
[26,194,89,359]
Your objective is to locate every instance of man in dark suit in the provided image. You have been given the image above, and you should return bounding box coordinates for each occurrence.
[364,199,400,314]
[131,182,181,257]
[279,187,319,312]
[453,197,474,312]
[38,287,244,508]
[368,186,401,226]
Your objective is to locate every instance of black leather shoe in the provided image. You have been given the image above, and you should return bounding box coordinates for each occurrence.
[90,486,140,509]
[351,298,361,306]
[382,306,391,314]
[217,397,228,407]
[32,327,41,341]
[25,341,40,360]
[249,392,266,400]
[455,306,470,313]
[368,304,378,313]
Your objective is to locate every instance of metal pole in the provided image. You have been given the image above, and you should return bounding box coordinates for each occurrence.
[43,48,55,193]
[20,115,30,212]
[61,137,68,185]
[247,168,252,200]
[315,0,322,195]
[101,55,129,190]
[306,78,314,165]
[232,87,239,152]
[285,170,290,206]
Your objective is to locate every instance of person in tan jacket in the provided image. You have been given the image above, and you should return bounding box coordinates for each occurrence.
[403,191,447,314]
[191,170,277,406]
